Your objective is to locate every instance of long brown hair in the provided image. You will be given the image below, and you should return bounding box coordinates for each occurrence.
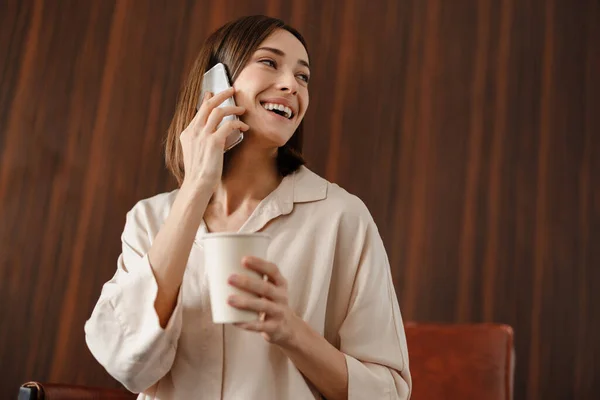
[165,15,308,186]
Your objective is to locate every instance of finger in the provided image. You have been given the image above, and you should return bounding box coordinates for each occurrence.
[234,320,277,333]
[205,106,246,133]
[198,87,235,123]
[192,91,214,125]
[213,120,249,143]
[199,90,213,108]
[228,273,287,303]
[234,321,263,331]
[182,92,213,135]
[228,295,283,317]
[242,257,287,287]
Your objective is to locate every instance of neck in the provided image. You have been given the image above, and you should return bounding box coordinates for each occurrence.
[210,141,281,216]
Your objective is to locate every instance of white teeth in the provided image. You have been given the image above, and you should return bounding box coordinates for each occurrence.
[262,102,293,119]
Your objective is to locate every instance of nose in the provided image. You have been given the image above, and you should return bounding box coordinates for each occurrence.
[276,70,299,95]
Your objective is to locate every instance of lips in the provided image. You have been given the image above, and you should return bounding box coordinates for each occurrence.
[261,102,293,119]
[259,98,297,120]
[261,104,293,122]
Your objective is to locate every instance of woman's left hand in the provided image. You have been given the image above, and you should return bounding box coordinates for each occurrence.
[227,256,303,347]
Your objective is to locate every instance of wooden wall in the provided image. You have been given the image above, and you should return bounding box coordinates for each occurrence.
[1,0,598,399]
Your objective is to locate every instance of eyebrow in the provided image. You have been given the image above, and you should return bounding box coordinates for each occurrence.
[256,47,310,69]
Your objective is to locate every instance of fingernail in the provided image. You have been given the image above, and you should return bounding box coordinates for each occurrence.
[228,274,238,283]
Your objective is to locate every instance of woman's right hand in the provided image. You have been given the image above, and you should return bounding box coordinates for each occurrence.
[180,87,249,192]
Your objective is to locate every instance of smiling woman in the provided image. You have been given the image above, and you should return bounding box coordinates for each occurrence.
[83,15,411,400]
[165,17,310,183]
[229,30,309,150]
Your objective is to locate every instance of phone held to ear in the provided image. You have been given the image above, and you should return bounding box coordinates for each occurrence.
[198,63,244,152]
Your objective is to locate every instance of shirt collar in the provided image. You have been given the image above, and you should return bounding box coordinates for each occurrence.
[275,165,328,214]
[194,166,328,242]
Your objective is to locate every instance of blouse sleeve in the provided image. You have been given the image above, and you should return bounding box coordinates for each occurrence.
[84,205,184,393]
[336,208,412,400]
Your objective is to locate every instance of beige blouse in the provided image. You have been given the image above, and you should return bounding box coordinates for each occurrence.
[84,166,411,399]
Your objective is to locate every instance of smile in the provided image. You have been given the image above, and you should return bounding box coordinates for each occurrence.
[260,102,294,119]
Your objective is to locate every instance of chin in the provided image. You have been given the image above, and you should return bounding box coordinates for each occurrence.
[249,126,295,148]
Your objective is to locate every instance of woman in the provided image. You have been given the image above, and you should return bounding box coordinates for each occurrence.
[85,15,411,400]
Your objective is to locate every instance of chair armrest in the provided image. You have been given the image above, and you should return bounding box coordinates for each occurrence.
[19,381,136,400]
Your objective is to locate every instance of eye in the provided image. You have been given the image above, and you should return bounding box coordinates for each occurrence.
[297,73,310,83]
[259,59,276,68]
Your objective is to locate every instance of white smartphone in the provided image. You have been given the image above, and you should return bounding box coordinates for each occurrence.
[198,63,244,151]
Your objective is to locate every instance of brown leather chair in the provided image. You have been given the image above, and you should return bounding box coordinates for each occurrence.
[405,322,515,400]
[18,381,136,400]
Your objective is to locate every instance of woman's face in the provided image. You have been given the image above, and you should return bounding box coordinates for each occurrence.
[233,29,310,148]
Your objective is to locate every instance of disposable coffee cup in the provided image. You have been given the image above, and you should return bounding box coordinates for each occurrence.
[202,232,270,324]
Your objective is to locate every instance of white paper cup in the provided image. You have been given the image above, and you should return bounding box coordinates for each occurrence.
[202,232,270,324]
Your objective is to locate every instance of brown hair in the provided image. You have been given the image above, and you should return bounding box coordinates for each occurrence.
[165,15,308,186]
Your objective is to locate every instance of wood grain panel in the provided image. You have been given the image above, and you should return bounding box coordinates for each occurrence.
[1,0,598,399]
